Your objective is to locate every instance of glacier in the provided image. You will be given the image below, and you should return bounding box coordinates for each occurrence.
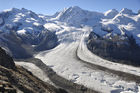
[0,6,140,93]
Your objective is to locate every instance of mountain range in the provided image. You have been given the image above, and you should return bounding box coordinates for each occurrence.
[0,7,140,59]
[0,6,140,93]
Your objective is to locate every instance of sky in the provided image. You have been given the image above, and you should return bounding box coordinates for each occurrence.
[0,0,140,15]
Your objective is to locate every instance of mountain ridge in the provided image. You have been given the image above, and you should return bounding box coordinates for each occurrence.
[0,6,140,59]
[0,6,140,93]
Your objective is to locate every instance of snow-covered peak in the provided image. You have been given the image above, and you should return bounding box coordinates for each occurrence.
[0,7,140,45]
[21,8,30,12]
[2,8,20,13]
[0,7,46,37]
[54,6,84,20]
[58,6,83,13]
[138,10,140,15]
[1,8,37,17]
[119,8,134,15]
[104,9,118,18]
[67,6,83,12]
[51,6,104,27]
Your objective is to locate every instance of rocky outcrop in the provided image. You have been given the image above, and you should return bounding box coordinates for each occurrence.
[0,17,4,26]
[0,65,63,93]
[138,10,140,14]
[0,47,66,93]
[0,47,15,69]
[0,30,58,59]
[1,31,33,59]
[87,32,140,66]
[34,31,58,51]
[0,81,16,93]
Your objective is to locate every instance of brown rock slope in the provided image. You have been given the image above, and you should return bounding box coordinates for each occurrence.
[0,47,67,93]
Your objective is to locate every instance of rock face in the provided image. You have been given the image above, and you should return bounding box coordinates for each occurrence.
[0,47,15,69]
[104,9,118,18]
[34,31,58,51]
[87,32,140,66]
[0,82,16,93]
[0,47,66,93]
[0,17,4,26]
[120,8,134,15]
[1,31,33,59]
[0,29,58,59]
[138,10,140,14]
[0,65,62,93]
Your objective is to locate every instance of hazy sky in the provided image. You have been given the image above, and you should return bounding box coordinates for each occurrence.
[0,0,140,15]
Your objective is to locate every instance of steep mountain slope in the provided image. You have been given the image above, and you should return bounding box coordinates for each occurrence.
[0,47,15,69]
[99,8,140,44]
[104,9,119,18]
[0,8,58,58]
[0,47,65,93]
[86,8,140,66]
[50,6,104,27]
[87,30,140,66]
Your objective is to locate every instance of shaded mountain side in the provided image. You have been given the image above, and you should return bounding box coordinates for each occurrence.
[0,30,58,59]
[34,31,59,51]
[87,32,140,66]
[0,47,15,69]
[0,47,67,93]
[1,31,33,59]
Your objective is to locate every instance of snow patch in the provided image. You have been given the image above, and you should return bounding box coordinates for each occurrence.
[44,23,60,31]
[17,29,26,35]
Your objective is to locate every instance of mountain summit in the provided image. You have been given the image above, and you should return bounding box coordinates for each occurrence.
[120,8,134,15]
[104,9,118,18]
[52,6,104,26]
